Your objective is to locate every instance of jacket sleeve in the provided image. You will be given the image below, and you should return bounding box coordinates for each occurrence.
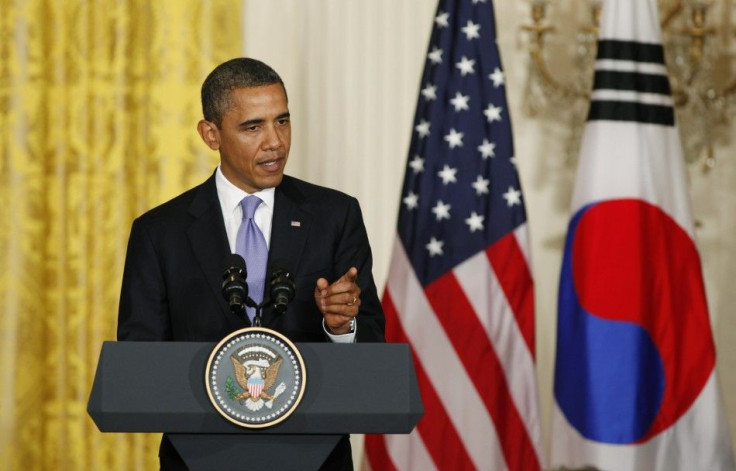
[335,197,386,343]
[117,218,172,341]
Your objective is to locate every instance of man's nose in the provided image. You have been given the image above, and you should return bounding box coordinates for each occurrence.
[262,125,283,151]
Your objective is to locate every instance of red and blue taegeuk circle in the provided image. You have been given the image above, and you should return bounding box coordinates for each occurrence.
[555,199,715,443]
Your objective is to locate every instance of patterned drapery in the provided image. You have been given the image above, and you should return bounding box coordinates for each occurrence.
[0,1,241,469]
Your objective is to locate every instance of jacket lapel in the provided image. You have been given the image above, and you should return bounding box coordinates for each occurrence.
[184,174,312,328]
[263,176,312,325]
[186,174,234,322]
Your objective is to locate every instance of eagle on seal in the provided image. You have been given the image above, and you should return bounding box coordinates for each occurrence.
[231,355,283,403]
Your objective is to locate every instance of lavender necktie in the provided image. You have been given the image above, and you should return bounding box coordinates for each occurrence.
[235,195,268,322]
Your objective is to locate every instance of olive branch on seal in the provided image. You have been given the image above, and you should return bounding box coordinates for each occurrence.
[225,376,243,400]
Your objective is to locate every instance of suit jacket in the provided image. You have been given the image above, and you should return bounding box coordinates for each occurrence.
[117,173,383,469]
[117,172,385,343]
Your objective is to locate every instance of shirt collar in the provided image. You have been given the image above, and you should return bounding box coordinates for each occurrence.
[215,165,275,214]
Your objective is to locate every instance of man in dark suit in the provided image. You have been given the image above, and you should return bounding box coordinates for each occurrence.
[117,58,385,470]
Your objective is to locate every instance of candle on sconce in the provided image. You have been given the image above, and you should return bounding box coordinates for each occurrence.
[530,0,549,23]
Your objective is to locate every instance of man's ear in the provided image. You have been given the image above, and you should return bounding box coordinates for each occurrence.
[197,120,220,150]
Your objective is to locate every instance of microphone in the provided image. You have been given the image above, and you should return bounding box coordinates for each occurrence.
[269,262,296,313]
[222,254,248,315]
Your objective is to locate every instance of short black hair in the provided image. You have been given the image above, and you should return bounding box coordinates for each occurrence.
[201,58,286,127]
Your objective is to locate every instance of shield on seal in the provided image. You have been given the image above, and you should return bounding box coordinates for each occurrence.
[247,377,265,398]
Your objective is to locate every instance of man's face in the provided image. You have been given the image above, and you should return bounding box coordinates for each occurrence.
[204,84,291,193]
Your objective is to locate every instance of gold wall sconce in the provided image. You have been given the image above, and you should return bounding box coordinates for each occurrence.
[521,0,736,171]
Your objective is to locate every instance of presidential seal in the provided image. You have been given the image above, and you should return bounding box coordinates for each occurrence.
[205,327,306,428]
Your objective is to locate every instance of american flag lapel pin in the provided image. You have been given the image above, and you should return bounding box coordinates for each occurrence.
[290,221,301,227]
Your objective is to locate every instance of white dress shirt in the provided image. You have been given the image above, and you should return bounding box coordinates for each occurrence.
[214,166,355,342]
[216,166,274,252]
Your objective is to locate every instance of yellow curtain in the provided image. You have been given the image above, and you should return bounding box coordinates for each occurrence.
[0,1,242,469]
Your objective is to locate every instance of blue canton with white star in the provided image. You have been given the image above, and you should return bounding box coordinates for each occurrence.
[398,0,528,286]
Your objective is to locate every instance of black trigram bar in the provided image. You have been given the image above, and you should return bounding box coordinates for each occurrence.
[597,39,665,64]
[588,100,675,125]
[593,70,671,95]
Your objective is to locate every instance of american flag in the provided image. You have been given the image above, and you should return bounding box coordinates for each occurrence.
[364,0,542,470]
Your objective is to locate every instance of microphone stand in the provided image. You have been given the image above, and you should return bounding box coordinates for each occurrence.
[245,297,272,328]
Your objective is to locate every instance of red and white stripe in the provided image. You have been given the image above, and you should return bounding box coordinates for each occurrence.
[365,224,542,471]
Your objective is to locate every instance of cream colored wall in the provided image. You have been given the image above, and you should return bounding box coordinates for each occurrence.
[242,0,736,466]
